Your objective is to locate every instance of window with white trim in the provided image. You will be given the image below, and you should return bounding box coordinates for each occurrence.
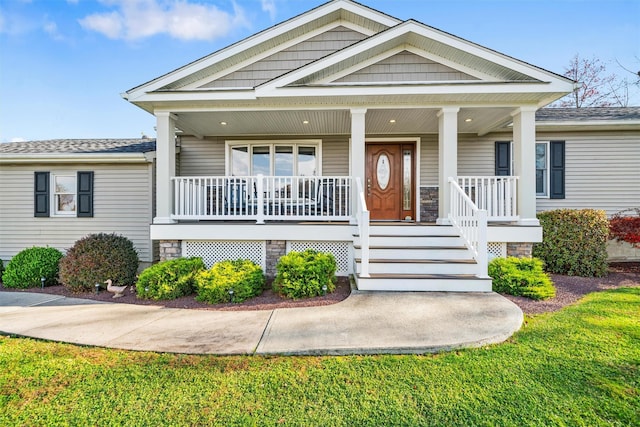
[228,141,320,176]
[53,174,77,216]
[34,171,94,218]
[536,142,549,197]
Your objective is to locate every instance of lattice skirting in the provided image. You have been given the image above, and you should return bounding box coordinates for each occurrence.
[183,240,266,269]
[286,241,352,276]
[487,242,507,259]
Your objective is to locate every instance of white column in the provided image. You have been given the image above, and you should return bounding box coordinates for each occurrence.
[512,106,539,225]
[154,111,177,224]
[437,107,459,224]
[350,108,367,223]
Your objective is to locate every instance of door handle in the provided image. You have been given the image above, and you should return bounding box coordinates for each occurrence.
[366,178,371,196]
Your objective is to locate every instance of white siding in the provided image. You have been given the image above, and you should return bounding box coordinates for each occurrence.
[536,133,640,216]
[0,163,153,263]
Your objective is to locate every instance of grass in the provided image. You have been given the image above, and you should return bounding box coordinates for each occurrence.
[1,288,638,426]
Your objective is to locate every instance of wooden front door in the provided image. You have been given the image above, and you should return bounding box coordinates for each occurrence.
[366,143,415,220]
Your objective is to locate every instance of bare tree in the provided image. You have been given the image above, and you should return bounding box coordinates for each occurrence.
[554,54,628,108]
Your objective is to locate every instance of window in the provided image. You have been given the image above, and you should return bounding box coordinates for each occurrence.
[53,174,77,215]
[228,141,320,176]
[34,171,93,218]
[536,142,548,197]
[496,141,565,199]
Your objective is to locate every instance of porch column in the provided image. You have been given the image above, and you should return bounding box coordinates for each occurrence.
[437,107,459,224]
[350,108,367,222]
[154,111,177,224]
[512,106,539,225]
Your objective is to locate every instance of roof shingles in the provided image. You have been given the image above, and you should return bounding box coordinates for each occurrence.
[0,138,156,155]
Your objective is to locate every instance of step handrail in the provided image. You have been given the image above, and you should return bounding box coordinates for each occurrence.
[355,177,370,277]
[448,177,489,278]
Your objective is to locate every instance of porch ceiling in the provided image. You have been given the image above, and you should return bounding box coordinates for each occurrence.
[173,107,515,137]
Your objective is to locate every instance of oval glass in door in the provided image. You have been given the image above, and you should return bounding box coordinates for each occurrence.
[376,153,390,190]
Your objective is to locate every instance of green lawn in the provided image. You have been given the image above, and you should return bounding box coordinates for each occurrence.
[1,288,638,426]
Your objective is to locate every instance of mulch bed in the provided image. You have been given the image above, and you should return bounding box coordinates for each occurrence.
[0,277,352,312]
[503,262,640,315]
[1,263,638,315]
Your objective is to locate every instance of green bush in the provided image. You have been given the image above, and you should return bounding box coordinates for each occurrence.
[489,257,556,300]
[273,249,337,299]
[0,259,4,279]
[59,233,139,292]
[136,257,206,300]
[1,247,63,289]
[533,209,609,277]
[195,259,265,304]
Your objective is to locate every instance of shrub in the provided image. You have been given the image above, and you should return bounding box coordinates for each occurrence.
[1,247,63,289]
[136,257,206,300]
[489,257,556,300]
[195,259,265,304]
[609,208,640,248]
[273,249,337,299]
[0,259,3,279]
[59,233,139,292]
[533,209,609,277]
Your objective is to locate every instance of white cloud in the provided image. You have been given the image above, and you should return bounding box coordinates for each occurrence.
[43,19,65,40]
[10,137,27,143]
[79,0,249,41]
[261,0,276,21]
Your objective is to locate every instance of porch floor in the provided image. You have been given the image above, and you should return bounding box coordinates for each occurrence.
[0,289,523,355]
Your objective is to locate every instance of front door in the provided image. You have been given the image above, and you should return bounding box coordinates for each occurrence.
[365,143,415,220]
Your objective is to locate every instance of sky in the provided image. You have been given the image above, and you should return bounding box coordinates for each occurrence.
[0,0,638,142]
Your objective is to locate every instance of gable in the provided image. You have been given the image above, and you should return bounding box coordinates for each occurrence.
[199,26,369,89]
[332,50,478,83]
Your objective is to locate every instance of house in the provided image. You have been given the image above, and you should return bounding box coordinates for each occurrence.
[0,139,157,268]
[1,1,637,290]
[121,0,578,291]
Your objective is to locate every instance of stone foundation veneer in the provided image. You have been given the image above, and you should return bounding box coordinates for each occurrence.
[159,240,182,261]
[507,242,533,258]
[419,187,439,223]
[265,240,286,278]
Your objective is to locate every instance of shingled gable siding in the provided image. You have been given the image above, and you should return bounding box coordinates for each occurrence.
[200,26,368,89]
[0,163,153,263]
[335,51,478,83]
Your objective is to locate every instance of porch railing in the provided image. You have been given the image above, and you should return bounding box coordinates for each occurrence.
[171,175,352,222]
[449,177,489,278]
[355,177,370,277]
[457,176,518,221]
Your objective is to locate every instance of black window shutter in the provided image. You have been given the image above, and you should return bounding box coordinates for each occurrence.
[34,172,50,217]
[495,141,511,176]
[549,141,565,199]
[77,171,94,217]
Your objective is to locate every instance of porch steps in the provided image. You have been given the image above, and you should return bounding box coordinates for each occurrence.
[353,224,492,292]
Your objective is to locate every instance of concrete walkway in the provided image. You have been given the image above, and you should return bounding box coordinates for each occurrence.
[0,291,523,355]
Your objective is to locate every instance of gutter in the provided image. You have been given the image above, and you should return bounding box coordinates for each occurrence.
[0,152,155,164]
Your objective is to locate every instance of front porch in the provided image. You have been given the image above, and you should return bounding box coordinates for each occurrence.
[152,174,538,291]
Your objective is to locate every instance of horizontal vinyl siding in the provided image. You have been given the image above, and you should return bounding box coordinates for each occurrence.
[536,135,640,216]
[458,138,495,176]
[179,137,225,175]
[0,163,153,263]
[322,137,349,175]
[420,136,438,186]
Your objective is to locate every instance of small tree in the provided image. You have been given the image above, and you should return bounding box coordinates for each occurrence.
[555,54,628,108]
